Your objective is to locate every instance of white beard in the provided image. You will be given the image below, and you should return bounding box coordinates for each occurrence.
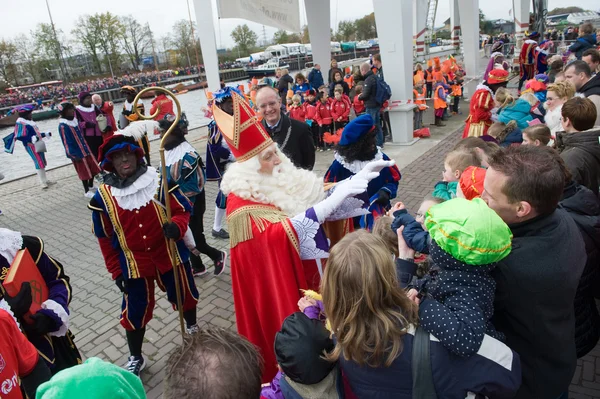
[221,150,326,217]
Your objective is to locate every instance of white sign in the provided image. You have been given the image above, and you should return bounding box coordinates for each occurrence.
[218,0,301,33]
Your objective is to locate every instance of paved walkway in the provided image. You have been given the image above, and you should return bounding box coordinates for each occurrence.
[1,108,597,398]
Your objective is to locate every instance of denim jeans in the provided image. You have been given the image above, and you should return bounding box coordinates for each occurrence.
[366,107,384,147]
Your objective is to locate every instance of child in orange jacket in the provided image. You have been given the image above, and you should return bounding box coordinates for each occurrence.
[315,92,333,151]
[413,82,428,130]
[289,94,306,123]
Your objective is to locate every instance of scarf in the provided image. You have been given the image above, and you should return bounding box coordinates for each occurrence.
[59,118,79,127]
[76,104,95,113]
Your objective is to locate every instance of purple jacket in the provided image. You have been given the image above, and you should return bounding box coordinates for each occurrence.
[75,105,110,137]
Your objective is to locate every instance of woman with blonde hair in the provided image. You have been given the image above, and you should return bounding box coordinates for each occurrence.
[545,81,576,135]
[321,230,522,398]
[495,88,533,129]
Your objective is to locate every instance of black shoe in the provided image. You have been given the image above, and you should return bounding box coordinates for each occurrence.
[214,251,227,276]
[192,264,208,277]
[212,229,230,239]
[125,355,145,376]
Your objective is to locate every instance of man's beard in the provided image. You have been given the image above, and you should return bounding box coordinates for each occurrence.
[221,152,326,216]
[336,132,378,162]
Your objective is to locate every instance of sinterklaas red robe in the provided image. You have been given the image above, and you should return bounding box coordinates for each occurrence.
[226,193,321,383]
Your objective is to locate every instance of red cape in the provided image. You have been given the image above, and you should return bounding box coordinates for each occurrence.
[227,193,320,382]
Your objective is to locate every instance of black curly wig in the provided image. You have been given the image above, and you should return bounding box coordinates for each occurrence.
[335,129,378,162]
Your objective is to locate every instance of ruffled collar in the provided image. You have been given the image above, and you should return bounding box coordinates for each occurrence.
[76,104,95,113]
[0,299,20,328]
[0,228,23,264]
[334,148,383,174]
[165,141,198,167]
[16,117,38,127]
[476,84,495,98]
[124,101,134,111]
[109,167,160,211]
[59,118,79,127]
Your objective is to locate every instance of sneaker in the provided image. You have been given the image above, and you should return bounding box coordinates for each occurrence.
[214,251,227,276]
[186,324,200,335]
[41,182,49,189]
[84,191,95,199]
[212,229,230,239]
[125,356,145,376]
[192,265,208,277]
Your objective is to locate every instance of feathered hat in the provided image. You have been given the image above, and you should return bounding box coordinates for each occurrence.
[212,91,273,162]
[120,120,160,141]
[213,86,243,104]
[433,57,441,71]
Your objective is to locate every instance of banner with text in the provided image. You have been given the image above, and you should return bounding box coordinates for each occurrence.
[218,0,301,33]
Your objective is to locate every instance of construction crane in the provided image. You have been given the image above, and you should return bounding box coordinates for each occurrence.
[426,0,439,42]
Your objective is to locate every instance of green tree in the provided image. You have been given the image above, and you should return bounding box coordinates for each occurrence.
[354,13,376,40]
[479,10,494,35]
[231,24,258,55]
[301,25,310,43]
[170,20,194,67]
[0,39,19,86]
[120,16,153,70]
[32,23,67,79]
[337,20,357,41]
[96,12,124,75]
[72,15,103,73]
[272,30,301,44]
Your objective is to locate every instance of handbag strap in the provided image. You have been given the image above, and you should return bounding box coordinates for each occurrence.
[412,325,438,399]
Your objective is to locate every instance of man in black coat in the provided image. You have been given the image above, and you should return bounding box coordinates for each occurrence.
[277,68,294,105]
[358,62,383,147]
[255,87,315,170]
[482,145,586,399]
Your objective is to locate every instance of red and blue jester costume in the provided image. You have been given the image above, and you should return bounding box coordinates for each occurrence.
[88,133,199,373]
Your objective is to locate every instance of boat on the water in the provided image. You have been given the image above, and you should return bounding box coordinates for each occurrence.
[245,58,290,78]
[0,108,59,127]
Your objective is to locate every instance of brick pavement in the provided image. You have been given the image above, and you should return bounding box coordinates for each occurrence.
[1,115,598,398]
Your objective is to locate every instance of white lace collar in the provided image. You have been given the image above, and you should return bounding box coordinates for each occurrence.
[0,299,20,329]
[59,118,79,127]
[111,167,160,211]
[0,228,23,264]
[334,148,383,174]
[165,141,198,167]
[76,104,95,113]
[524,39,537,45]
[16,117,38,127]
[476,83,495,98]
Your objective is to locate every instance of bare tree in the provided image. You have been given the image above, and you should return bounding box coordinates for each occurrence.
[95,12,124,76]
[0,39,19,86]
[33,23,68,79]
[170,20,194,67]
[120,16,153,70]
[13,34,41,82]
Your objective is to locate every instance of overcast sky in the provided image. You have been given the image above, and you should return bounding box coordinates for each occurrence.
[2,0,599,50]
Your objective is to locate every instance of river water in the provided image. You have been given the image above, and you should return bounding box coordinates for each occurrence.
[0,88,222,183]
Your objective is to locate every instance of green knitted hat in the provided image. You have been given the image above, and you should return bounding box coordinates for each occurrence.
[424,198,512,265]
[36,357,146,399]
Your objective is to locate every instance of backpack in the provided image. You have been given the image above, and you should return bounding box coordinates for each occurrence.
[374,76,392,105]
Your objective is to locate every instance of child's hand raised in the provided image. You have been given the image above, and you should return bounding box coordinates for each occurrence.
[388,202,405,216]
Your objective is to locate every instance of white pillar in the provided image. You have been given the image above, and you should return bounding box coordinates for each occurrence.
[457,0,479,97]
[513,0,530,46]
[374,0,417,145]
[305,0,331,84]
[193,0,220,92]
[450,0,461,50]
[413,0,428,59]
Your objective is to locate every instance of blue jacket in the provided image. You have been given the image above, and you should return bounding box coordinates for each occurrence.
[391,209,430,254]
[340,324,521,399]
[307,68,324,90]
[498,99,533,129]
[569,34,597,59]
[205,121,232,181]
[498,127,523,148]
[59,122,92,160]
[292,82,312,96]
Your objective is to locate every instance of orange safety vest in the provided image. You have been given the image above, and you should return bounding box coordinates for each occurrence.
[426,70,433,83]
[343,75,354,89]
[451,84,462,97]
[413,88,427,110]
[413,71,425,85]
[433,85,447,109]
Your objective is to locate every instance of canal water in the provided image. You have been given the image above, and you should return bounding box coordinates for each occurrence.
[0,88,219,183]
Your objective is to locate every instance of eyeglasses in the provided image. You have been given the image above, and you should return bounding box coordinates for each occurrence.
[416,212,425,218]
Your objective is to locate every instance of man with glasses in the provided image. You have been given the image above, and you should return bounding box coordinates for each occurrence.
[255,86,315,170]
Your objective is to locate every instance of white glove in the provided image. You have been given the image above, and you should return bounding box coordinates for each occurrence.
[31,136,38,144]
[354,159,395,182]
[313,175,370,223]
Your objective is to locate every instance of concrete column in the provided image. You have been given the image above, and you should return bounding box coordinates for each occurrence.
[193,0,220,92]
[450,0,461,50]
[374,0,418,145]
[304,0,331,84]
[413,0,428,59]
[513,0,530,47]
[457,0,479,97]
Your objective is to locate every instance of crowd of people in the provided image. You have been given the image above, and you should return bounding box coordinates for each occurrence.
[2,22,600,399]
[0,67,202,110]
